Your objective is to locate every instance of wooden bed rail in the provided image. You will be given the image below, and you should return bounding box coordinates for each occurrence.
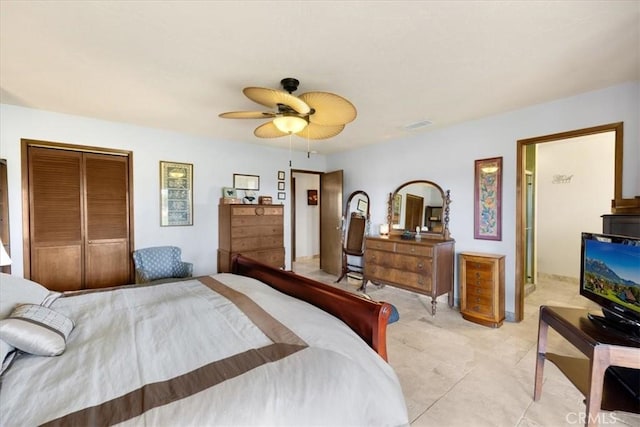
[231,255,391,361]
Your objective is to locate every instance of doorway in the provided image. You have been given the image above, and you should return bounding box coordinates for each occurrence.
[515,123,622,321]
[290,169,343,276]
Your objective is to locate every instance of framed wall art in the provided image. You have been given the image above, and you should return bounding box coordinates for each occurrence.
[278,181,285,191]
[278,192,286,200]
[160,161,193,226]
[307,189,318,205]
[233,174,260,190]
[278,170,285,180]
[474,156,502,240]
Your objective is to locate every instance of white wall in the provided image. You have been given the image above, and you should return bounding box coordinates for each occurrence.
[328,82,639,318]
[293,172,320,258]
[536,133,614,279]
[0,104,327,275]
[2,82,638,319]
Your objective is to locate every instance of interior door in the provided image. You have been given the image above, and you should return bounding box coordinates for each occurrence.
[320,170,343,275]
[84,153,131,288]
[29,147,84,291]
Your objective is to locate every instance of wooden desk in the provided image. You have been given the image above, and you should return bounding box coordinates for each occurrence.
[534,306,640,426]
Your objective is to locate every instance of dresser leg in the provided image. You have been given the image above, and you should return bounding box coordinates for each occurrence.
[431,299,437,316]
[357,279,368,293]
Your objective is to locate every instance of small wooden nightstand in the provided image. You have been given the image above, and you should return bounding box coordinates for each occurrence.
[459,252,505,327]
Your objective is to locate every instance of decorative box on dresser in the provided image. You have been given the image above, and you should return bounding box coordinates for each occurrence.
[218,204,285,273]
[362,236,455,315]
[459,252,505,328]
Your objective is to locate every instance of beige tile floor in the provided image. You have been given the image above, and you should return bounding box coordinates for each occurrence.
[292,259,640,427]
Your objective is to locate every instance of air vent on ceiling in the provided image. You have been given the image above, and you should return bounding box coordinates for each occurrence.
[402,120,433,131]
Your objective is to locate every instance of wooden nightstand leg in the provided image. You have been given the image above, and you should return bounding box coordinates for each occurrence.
[534,314,549,401]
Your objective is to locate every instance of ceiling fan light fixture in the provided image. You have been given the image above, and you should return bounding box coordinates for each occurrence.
[273,115,307,134]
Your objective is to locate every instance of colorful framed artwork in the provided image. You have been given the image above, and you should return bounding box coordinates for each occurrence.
[474,156,502,240]
[307,189,318,205]
[160,161,193,226]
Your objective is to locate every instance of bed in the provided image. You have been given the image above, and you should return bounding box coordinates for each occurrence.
[0,255,408,426]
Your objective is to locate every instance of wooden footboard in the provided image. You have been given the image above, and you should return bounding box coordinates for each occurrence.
[231,255,391,361]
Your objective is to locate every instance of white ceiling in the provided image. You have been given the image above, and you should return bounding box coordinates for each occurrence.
[1,1,638,154]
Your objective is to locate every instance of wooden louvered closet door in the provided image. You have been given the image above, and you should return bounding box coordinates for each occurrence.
[28,146,131,291]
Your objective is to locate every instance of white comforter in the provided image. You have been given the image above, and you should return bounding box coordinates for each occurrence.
[0,273,408,426]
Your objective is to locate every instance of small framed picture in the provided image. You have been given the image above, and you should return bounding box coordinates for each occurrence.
[278,170,285,180]
[307,189,318,206]
[277,192,286,200]
[278,182,285,191]
[222,187,237,198]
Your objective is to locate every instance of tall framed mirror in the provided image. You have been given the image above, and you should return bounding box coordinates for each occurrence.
[387,180,451,240]
[336,190,370,283]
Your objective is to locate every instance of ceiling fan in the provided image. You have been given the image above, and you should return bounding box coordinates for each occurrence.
[219,78,357,140]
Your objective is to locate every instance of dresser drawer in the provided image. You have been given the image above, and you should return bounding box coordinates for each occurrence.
[231,206,282,216]
[231,216,283,227]
[241,248,285,268]
[465,283,492,297]
[366,264,432,292]
[365,250,432,275]
[465,260,494,272]
[465,270,494,289]
[231,225,283,238]
[465,301,494,317]
[231,235,283,251]
[395,243,433,257]
[464,290,493,307]
[366,239,395,252]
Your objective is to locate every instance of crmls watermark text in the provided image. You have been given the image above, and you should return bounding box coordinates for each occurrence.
[566,412,621,424]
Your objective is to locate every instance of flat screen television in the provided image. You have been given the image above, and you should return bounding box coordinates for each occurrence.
[580,232,640,337]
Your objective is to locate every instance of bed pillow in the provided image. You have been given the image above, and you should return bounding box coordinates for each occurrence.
[0,304,74,356]
[0,338,16,374]
[0,273,59,319]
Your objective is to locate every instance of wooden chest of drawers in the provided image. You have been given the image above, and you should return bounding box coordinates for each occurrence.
[459,252,505,327]
[363,236,455,315]
[218,204,285,272]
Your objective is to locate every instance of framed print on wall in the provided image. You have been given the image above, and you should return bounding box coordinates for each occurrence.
[474,156,502,240]
[307,189,318,205]
[233,173,260,190]
[277,170,285,180]
[160,161,193,226]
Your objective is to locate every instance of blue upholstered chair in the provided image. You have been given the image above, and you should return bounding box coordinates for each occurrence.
[132,246,193,284]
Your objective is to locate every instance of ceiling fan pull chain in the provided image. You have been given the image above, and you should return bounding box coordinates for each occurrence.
[289,133,292,167]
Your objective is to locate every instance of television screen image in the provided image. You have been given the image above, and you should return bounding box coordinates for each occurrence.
[580,233,640,329]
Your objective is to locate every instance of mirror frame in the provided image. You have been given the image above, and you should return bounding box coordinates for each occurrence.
[344,190,370,229]
[387,180,451,240]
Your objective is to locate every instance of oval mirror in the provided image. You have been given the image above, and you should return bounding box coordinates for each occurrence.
[336,190,370,283]
[387,180,451,239]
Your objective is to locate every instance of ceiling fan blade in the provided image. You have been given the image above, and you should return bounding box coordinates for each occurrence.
[295,122,345,140]
[219,111,276,119]
[254,121,289,139]
[299,92,357,126]
[243,87,311,115]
